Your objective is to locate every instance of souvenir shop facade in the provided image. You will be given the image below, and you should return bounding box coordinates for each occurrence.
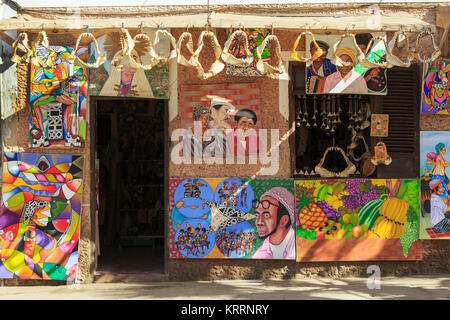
[0,2,450,283]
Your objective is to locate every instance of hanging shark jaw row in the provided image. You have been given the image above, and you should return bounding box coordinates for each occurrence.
[71,32,107,69]
[315,146,356,178]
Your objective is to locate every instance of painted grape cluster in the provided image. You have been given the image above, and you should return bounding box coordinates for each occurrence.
[317,201,340,221]
[342,180,386,209]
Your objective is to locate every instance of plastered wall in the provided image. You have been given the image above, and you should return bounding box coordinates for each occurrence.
[167,7,450,280]
[2,4,449,283]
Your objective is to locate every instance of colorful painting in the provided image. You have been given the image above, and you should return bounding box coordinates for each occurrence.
[420,131,450,239]
[370,114,389,137]
[0,153,83,280]
[30,45,88,148]
[179,83,261,156]
[295,179,421,261]
[225,28,271,77]
[169,178,295,260]
[88,29,170,99]
[421,57,450,114]
[305,33,387,95]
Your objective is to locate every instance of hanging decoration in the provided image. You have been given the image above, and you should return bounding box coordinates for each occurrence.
[71,31,107,69]
[410,29,441,64]
[256,34,284,75]
[192,30,225,80]
[7,25,445,85]
[314,146,357,178]
[151,29,177,64]
[110,28,135,68]
[290,31,323,63]
[386,31,412,68]
[358,35,392,69]
[371,142,392,166]
[176,32,197,68]
[221,29,254,67]
[29,31,55,68]
[11,32,32,64]
[128,31,155,70]
[332,33,365,67]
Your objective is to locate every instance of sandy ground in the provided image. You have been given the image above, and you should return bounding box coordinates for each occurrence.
[0,275,448,300]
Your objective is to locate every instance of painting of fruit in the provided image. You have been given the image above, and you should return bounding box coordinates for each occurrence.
[295,179,420,254]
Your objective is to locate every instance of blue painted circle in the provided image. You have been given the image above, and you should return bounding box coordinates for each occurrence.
[174,178,213,218]
[174,219,215,258]
[214,178,254,213]
[215,220,256,258]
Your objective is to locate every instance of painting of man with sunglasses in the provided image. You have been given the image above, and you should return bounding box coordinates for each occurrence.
[252,187,296,260]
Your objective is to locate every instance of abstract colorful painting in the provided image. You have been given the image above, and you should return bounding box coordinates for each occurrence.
[179,83,261,156]
[420,131,450,239]
[421,57,450,114]
[225,28,271,77]
[30,45,87,148]
[88,29,170,99]
[295,179,421,261]
[305,33,387,95]
[169,178,295,260]
[0,153,83,280]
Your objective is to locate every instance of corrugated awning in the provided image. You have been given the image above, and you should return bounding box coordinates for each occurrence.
[0,12,435,32]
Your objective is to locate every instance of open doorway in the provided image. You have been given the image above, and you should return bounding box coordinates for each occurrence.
[95,98,166,275]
